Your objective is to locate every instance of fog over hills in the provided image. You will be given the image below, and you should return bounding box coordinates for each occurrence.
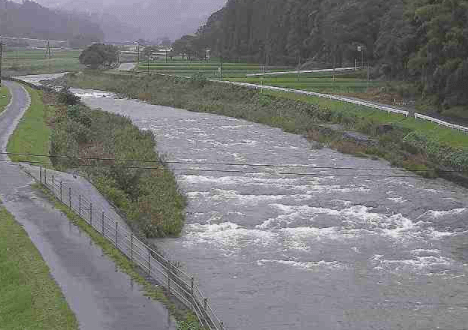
[34,0,227,41]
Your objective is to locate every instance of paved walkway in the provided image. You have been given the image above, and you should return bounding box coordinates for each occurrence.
[0,81,175,330]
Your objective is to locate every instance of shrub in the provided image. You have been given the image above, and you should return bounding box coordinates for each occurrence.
[58,87,80,105]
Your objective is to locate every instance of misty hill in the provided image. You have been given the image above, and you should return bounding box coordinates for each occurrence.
[35,0,227,41]
[0,0,104,43]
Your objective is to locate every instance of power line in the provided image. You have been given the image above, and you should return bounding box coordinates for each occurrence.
[0,159,433,179]
[0,151,461,173]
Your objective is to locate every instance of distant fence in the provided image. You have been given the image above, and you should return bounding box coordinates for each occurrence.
[38,167,225,330]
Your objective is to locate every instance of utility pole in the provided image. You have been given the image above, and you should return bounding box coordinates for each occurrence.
[0,40,3,87]
[136,42,140,67]
[220,55,223,79]
[46,40,51,73]
[147,54,150,75]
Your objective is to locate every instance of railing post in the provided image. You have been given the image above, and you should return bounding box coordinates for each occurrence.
[191,277,194,294]
[39,166,42,184]
[52,175,54,185]
[69,187,72,209]
[101,212,104,235]
[89,203,93,225]
[130,234,133,261]
[78,195,81,216]
[148,252,151,276]
[60,181,63,201]
[44,168,47,184]
[115,222,118,248]
[168,268,171,293]
[204,298,208,311]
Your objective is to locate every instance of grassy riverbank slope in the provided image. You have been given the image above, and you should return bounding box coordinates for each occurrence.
[7,86,53,166]
[0,85,11,114]
[0,205,78,330]
[58,72,468,181]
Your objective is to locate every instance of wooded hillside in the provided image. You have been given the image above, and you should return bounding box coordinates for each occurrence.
[0,0,104,44]
[184,0,468,108]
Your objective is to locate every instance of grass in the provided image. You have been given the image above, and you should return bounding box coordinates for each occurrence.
[263,90,468,149]
[2,49,82,75]
[0,85,11,114]
[0,204,79,330]
[7,86,54,166]
[32,184,201,330]
[136,59,293,79]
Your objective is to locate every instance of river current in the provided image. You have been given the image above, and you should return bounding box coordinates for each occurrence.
[22,76,468,330]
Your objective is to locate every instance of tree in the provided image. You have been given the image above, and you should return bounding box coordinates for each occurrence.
[79,44,119,69]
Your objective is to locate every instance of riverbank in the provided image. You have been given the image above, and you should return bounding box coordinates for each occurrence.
[0,85,11,113]
[55,71,468,184]
[0,204,79,330]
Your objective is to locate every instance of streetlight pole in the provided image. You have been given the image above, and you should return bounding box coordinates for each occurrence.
[0,40,3,87]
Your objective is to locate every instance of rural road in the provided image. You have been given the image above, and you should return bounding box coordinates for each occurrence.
[0,80,175,330]
[118,63,137,71]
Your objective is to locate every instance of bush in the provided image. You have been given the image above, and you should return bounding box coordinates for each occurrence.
[58,87,80,106]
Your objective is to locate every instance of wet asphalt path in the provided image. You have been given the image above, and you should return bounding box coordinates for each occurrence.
[0,81,175,330]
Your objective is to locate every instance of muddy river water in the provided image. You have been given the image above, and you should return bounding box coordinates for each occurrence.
[22,76,468,329]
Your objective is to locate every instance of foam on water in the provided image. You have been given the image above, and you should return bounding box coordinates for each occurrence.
[257,259,347,271]
[426,208,466,218]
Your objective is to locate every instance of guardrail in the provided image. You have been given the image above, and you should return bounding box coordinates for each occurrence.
[246,67,357,77]
[216,80,410,117]
[414,113,468,133]
[38,167,225,330]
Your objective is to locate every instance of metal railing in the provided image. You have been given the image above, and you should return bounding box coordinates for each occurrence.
[414,113,468,134]
[38,167,225,330]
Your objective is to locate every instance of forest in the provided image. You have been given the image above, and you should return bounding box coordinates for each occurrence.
[175,0,468,109]
[0,0,104,46]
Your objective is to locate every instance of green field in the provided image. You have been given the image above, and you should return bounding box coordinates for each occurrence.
[137,59,294,78]
[2,49,82,74]
[0,205,78,330]
[137,60,382,93]
[0,85,11,113]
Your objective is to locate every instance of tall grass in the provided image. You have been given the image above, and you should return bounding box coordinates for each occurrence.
[50,95,186,237]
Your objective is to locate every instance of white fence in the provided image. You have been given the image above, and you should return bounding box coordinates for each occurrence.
[414,113,468,133]
[38,167,225,330]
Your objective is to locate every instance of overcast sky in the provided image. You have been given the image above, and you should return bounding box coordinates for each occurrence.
[33,0,227,41]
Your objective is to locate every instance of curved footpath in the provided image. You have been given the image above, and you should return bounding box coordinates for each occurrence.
[0,81,175,330]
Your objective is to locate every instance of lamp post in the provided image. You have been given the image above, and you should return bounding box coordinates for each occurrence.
[0,39,3,87]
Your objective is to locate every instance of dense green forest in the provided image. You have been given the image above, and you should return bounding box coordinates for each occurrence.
[176,0,468,109]
[0,0,104,45]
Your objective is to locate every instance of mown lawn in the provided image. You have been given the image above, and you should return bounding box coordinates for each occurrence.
[0,85,11,114]
[0,205,78,330]
[7,86,54,166]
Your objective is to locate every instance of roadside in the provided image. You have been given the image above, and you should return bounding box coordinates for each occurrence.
[0,81,176,330]
[0,85,12,114]
[0,204,78,330]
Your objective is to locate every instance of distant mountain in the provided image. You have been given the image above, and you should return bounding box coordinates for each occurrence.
[34,0,227,41]
[0,0,104,42]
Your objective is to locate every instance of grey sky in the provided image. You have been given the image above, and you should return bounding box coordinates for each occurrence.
[33,0,227,41]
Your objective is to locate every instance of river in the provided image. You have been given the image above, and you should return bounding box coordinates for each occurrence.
[20,76,468,329]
